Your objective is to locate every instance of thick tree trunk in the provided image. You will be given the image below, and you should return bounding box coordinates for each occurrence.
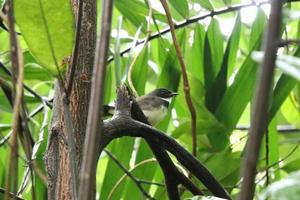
[44,0,97,199]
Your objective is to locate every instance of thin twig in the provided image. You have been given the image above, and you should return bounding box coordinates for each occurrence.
[259,143,299,172]
[107,158,157,200]
[160,0,197,156]
[17,102,49,196]
[104,150,154,200]
[235,125,300,133]
[239,1,283,200]
[278,39,300,47]
[4,0,23,198]
[265,128,270,186]
[0,62,52,108]
[78,0,113,199]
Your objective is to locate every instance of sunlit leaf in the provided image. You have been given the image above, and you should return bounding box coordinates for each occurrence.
[15,0,75,76]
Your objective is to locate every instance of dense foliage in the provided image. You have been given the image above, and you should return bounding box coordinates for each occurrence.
[0,0,299,199]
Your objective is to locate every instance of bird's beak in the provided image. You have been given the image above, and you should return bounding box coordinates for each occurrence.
[171,92,178,96]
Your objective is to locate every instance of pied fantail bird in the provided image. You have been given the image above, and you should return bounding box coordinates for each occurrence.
[104,88,178,125]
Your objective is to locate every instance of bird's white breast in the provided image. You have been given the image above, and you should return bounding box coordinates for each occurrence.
[142,105,168,125]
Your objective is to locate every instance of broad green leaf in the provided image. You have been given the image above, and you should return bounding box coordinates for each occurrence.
[191,0,213,10]
[114,17,123,86]
[207,15,241,112]
[204,150,241,186]
[281,96,300,127]
[174,74,228,151]
[99,138,135,200]
[249,8,267,50]
[24,63,52,81]
[214,10,266,131]
[268,47,300,120]
[169,0,189,19]
[15,0,75,76]
[157,29,186,91]
[204,18,224,111]
[121,139,156,199]
[188,23,205,82]
[114,0,166,34]
[268,119,281,180]
[215,43,260,131]
[131,47,148,95]
[206,18,224,80]
[259,170,300,200]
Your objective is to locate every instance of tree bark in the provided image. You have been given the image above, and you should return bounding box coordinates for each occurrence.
[44,0,97,199]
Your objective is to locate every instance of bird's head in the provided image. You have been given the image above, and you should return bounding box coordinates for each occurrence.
[147,88,178,101]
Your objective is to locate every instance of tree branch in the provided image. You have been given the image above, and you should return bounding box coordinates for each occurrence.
[102,86,231,199]
[131,99,203,198]
[239,1,283,200]
[78,0,113,199]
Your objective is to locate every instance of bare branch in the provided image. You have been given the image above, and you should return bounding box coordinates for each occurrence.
[78,0,113,199]
[239,1,283,200]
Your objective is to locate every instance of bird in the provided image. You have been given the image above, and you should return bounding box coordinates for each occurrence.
[104,88,178,125]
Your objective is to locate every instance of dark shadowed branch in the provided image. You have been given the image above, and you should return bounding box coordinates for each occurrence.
[131,98,203,199]
[100,86,231,199]
[239,1,283,200]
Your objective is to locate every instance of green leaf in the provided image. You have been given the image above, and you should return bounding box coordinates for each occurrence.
[207,15,241,112]
[259,170,300,200]
[206,18,224,79]
[99,138,135,200]
[157,29,186,91]
[249,8,267,50]
[215,43,260,131]
[24,63,52,81]
[131,47,148,95]
[191,0,213,10]
[14,0,75,76]
[214,10,266,131]
[188,23,206,82]
[169,0,189,18]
